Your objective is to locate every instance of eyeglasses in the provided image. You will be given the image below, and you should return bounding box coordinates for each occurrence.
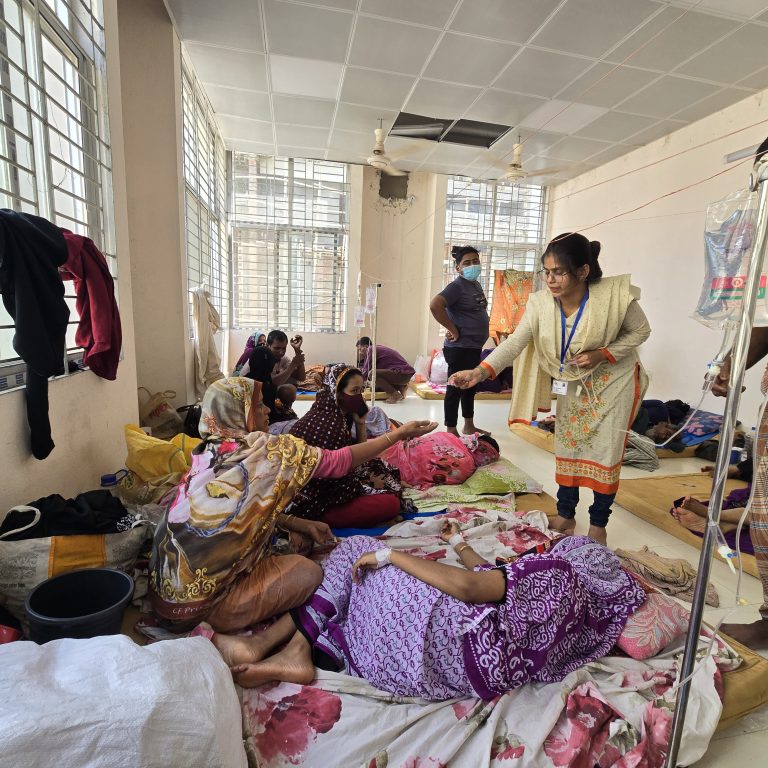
[537,268,572,282]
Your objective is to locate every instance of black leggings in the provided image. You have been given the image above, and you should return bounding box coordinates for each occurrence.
[443,346,482,428]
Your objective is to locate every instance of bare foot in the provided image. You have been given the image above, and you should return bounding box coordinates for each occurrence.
[230,632,315,688]
[720,619,768,649]
[549,515,576,536]
[671,507,706,534]
[384,393,404,404]
[207,624,271,668]
[681,497,709,518]
[587,525,608,546]
[462,426,491,436]
[446,427,460,436]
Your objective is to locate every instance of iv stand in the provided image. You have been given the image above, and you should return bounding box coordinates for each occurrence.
[369,283,382,409]
[666,156,768,767]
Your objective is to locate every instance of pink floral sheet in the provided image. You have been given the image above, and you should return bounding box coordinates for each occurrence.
[242,507,741,768]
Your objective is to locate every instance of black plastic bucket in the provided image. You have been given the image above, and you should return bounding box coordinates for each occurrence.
[25,568,134,644]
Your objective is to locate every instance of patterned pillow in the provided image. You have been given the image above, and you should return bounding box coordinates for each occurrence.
[617,592,690,660]
[463,458,543,495]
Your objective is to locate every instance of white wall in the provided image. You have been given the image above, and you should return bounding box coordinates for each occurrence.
[548,89,768,426]
[0,0,139,510]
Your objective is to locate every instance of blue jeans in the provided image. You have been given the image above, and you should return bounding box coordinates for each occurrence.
[556,485,615,528]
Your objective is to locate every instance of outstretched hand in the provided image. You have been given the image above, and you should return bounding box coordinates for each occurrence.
[449,368,483,389]
[396,420,438,441]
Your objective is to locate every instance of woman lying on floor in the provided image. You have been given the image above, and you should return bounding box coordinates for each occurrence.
[381,430,500,489]
[202,523,645,697]
[288,365,408,528]
[149,377,435,634]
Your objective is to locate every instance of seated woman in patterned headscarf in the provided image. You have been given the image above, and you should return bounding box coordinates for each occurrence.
[289,364,407,528]
[149,377,435,634]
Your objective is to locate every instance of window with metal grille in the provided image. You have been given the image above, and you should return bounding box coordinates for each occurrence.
[0,0,115,392]
[443,178,547,306]
[181,54,228,334]
[231,154,349,333]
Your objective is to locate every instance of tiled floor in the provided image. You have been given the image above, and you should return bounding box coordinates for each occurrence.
[294,394,768,765]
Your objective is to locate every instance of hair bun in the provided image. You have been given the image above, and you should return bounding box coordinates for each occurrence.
[589,240,601,259]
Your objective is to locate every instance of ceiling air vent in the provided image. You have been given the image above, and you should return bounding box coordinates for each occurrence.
[389,112,511,148]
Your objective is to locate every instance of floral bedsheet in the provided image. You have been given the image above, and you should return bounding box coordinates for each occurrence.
[241,507,739,768]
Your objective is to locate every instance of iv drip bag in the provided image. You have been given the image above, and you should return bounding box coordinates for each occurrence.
[694,187,767,328]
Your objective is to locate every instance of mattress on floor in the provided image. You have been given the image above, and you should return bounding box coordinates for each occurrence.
[240,505,764,768]
[510,421,700,459]
[296,388,387,401]
[614,472,759,579]
[718,634,768,731]
[409,380,512,401]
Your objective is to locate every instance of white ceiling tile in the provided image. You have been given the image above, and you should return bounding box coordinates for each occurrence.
[428,164,474,177]
[465,90,547,126]
[520,155,566,172]
[205,85,271,120]
[587,143,633,166]
[624,119,688,146]
[263,0,353,62]
[168,0,265,51]
[405,79,483,117]
[226,138,276,155]
[737,67,768,90]
[360,0,454,27]
[557,64,661,108]
[217,115,275,143]
[326,149,368,163]
[276,146,328,160]
[340,67,416,109]
[275,125,329,146]
[269,55,344,99]
[605,8,738,70]
[349,17,441,75]
[335,103,396,133]
[383,137,435,162]
[676,24,768,84]
[532,0,660,58]
[670,88,752,122]
[294,0,357,9]
[423,33,518,87]
[683,0,768,19]
[492,130,562,155]
[329,129,377,156]
[450,0,563,44]
[518,100,609,133]
[427,143,486,165]
[272,95,336,126]
[541,135,612,162]
[575,110,657,141]
[185,44,268,90]
[495,49,593,98]
[617,75,720,117]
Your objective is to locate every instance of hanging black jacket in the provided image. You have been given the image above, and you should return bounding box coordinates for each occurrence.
[0,210,69,459]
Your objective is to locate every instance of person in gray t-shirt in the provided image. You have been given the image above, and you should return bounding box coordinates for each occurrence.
[429,245,490,436]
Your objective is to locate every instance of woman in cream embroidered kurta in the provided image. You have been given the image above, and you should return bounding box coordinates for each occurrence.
[451,233,650,541]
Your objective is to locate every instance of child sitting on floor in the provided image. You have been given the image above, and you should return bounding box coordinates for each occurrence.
[271,384,298,424]
[381,431,500,489]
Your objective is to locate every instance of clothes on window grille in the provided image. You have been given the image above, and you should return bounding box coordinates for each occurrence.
[0,210,69,459]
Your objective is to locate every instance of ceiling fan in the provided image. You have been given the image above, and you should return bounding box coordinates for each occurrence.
[490,138,563,184]
[366,120,414,176]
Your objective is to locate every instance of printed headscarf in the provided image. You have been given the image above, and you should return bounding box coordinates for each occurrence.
[233,331,265,375]
[199,376,261,439]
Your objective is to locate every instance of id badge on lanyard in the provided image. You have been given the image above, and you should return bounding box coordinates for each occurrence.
[553,289,589,396]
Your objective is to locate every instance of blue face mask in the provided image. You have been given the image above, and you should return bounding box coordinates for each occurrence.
[461,265,481,281]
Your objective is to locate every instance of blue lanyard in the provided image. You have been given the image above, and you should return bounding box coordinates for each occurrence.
[559,288,589,374]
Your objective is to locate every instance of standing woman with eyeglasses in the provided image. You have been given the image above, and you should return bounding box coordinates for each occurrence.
[450,233,651,545]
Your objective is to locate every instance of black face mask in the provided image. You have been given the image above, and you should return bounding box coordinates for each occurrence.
[340,393,367,417]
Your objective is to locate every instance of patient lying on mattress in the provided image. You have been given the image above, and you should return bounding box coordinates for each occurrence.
[380,431,500,489]
[199,525,645,699]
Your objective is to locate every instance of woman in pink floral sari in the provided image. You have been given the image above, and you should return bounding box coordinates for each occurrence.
[202,526,645,699]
